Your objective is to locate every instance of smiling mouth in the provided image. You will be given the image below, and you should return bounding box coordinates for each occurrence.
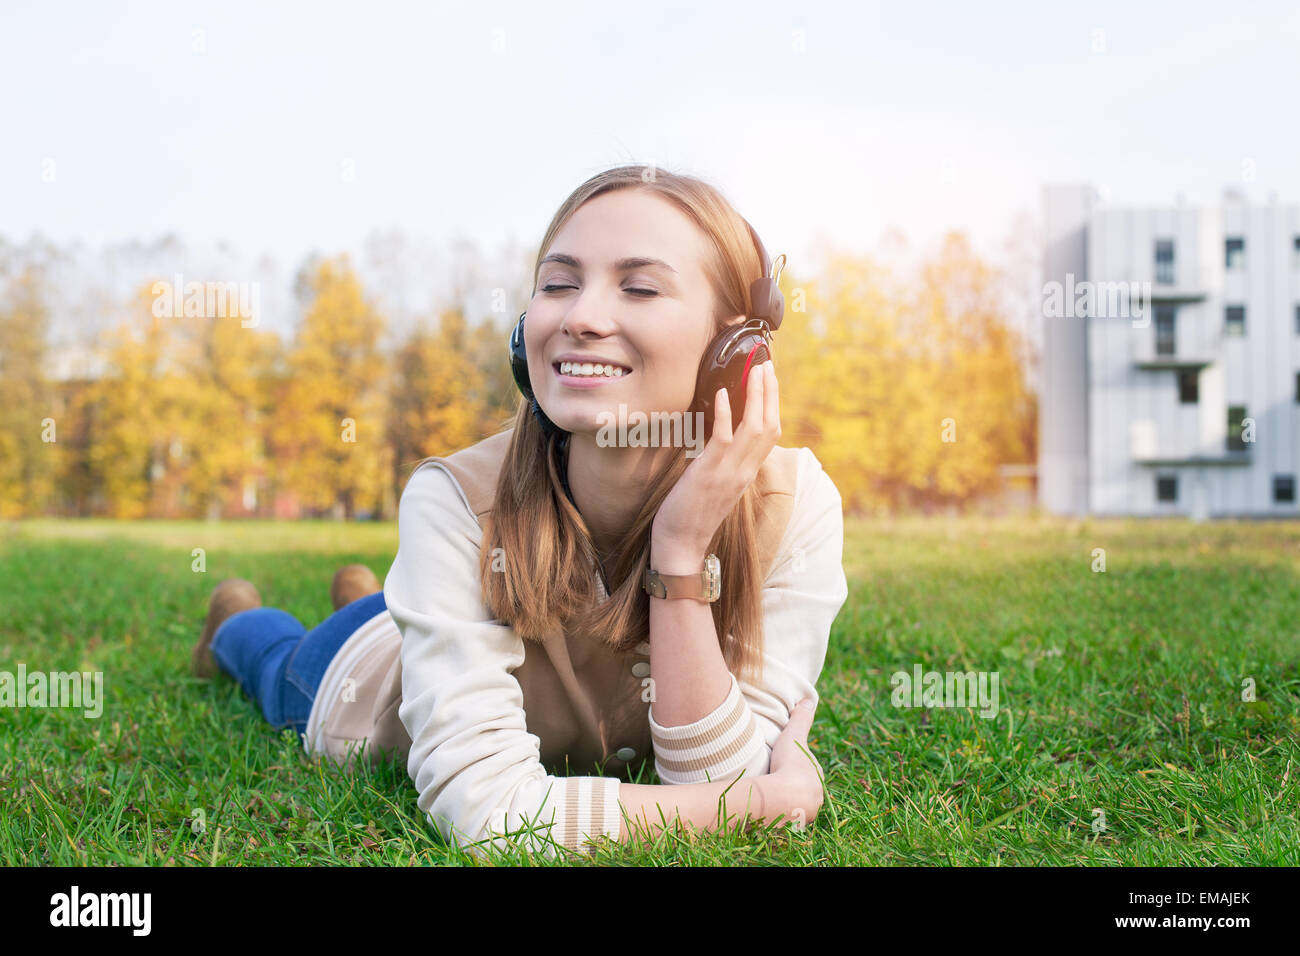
[552,361,632,379]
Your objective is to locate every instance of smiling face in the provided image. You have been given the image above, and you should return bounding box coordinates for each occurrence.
[526,188,737,436]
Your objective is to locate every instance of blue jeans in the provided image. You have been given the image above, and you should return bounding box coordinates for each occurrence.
[210,591,388,738]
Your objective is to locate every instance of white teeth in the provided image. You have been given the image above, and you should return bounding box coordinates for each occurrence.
[559,361,626,378]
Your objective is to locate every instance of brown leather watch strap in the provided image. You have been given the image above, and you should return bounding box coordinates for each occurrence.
[643,554,721,602]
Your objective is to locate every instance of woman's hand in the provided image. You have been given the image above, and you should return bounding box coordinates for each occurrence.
[651,359,781,567]
[765,697,825,829]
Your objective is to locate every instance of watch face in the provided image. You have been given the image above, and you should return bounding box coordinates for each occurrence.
[704,554,721,601]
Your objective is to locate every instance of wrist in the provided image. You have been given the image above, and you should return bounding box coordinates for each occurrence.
[649,529,708,574]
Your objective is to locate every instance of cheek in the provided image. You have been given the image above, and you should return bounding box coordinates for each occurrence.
[639,346,702,405]
[526,311,561,361]
[526,304,554,341]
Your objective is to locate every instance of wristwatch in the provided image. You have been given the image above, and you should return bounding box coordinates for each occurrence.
[643,553,722,602]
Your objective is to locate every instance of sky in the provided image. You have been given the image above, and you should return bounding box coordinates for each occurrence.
[4,0,1299,295]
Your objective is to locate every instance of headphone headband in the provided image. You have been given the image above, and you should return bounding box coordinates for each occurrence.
[740,217,785,332]
[743,218,786,285]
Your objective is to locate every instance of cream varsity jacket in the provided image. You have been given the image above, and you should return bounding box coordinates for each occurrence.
[302,427,849,860]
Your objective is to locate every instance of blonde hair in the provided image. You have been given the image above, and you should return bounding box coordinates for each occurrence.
[479,164,770,685]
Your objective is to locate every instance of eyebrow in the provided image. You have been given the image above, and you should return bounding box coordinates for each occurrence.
[539,253,679,275]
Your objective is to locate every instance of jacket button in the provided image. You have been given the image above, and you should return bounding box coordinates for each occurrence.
[615,747,637,761]
[632,662,651,678]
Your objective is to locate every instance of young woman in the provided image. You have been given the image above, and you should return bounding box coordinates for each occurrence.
[192,164,849,859]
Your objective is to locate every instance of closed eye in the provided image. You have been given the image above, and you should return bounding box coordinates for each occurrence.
[541,284,658,297]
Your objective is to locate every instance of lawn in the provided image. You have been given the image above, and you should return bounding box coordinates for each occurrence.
[1,514,1297,865]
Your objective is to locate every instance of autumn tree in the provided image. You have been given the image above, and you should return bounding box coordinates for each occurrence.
[271,256,389,519]
[86,286,185,518]
[163,294,282,517]
[0,266,56,517]
[776,236,1034,514]
[387,307,519,501]
[912,232,1034,509]
[778,255,910,514]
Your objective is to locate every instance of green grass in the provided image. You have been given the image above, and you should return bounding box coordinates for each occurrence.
[1,514,1298,865]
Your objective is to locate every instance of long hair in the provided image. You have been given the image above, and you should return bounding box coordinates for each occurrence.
[479,164,770,686]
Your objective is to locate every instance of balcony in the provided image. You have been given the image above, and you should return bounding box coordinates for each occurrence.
[1133,355,1215,370]
[1129,421,1252,466]
[1148,286,1208,303]
[1132,450,1253,466]
[1150,256,1205,300]
[1131,323,1221,369]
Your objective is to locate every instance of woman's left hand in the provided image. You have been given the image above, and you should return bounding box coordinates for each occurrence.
[651,359,781,568]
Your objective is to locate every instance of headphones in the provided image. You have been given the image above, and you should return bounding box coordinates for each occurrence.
[509,217,785,444]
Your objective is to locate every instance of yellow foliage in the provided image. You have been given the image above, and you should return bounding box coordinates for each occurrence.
[270,257,390,518]
[0,268,57,516]
[3,233,1036,518]
[777,234,1034,513]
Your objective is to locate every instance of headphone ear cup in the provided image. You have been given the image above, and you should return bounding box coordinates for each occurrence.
[509,311,565,442]
[509,312,533,401]
[691,323,773,440]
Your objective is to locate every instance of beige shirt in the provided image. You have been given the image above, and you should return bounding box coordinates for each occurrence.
[304,434,848,859]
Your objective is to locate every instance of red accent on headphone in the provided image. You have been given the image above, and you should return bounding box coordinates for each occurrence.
[739,343,762,393]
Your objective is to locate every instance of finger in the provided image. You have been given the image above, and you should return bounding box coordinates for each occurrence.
[712,385,733,443]
[744,362,779,474]
[764,361,780,436]
[797,745,826,784]
[795,740,826,782]
[786,697,816,737]
[741,357,766,434]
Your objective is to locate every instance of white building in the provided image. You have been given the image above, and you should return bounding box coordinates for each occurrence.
[1040,185,1300,517]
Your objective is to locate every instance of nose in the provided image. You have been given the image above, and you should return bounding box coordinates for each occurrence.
[557,288,620,340]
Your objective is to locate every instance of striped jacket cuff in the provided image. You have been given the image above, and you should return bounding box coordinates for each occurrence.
[482,776,623,859]
[648,673,765,784]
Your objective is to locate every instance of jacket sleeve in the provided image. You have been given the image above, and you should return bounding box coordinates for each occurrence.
[648,447,849,785]
[384,461,623,860]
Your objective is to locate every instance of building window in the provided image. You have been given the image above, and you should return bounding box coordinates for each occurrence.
[1155,305,1176,355]
[1275,475,1296,503]
[1225,236,1245,270]
[1178,369,1199,403]
[1295,304,1300,335]
[1294,236,1300,270]
[1227,405,1248,451]
[1296,371,1300,404]
[1225,305,1246,336]
[1156,474,1178,502]
[1155,239,1175,284]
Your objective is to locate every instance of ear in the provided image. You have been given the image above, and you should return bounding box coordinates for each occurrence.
[706,314,745,350]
